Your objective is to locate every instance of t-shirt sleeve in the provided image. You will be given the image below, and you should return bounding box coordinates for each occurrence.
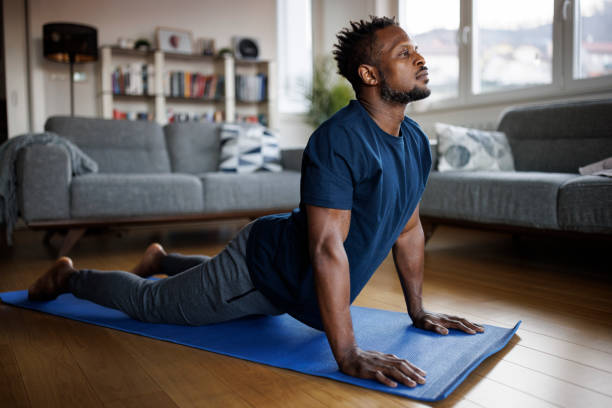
[301,127,354,210]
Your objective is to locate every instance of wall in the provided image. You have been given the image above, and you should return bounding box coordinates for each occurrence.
[27,0,277,133]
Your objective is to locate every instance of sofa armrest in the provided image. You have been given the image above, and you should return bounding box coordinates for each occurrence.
[281,148,303,172]
[17,144,71,222]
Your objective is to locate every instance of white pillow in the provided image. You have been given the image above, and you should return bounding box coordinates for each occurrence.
[579,156,612,177]
[218,123,282,173]
[435,123,515,172]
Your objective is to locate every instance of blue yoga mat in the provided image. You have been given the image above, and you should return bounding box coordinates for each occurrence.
[0,289,519,402]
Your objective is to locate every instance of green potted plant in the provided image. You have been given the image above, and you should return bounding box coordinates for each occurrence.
[305,56,354,128]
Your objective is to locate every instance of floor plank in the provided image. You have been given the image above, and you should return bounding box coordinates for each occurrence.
[475,358,611,408]
[0,344,30,408]
[103,391,180,408]
[60,320,171,405]
[5,309,104,407]
[491,338,612,396]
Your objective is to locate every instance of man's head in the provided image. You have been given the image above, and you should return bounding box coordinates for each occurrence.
[333,16,430,104]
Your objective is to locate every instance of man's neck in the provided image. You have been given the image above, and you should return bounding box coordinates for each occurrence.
[357,95,407,137]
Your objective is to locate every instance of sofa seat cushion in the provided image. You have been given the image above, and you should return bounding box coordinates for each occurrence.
[200,171,300,213]
[71,174,203,218]
[420,171,576,229]
[558,175,612,233]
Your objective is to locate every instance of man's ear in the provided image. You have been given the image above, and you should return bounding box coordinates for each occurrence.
[357,64,379,86]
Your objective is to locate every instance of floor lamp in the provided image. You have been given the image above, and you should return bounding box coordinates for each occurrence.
[43,23,98,116]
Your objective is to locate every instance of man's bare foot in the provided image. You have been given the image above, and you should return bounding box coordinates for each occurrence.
[28,257,76,301]
[130,243,167,278]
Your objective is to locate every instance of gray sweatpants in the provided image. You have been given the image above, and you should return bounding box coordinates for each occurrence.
[68,222,283,325]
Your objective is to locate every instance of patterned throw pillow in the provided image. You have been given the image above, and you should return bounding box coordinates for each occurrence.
[435,123,515,172]
[218,123,282,173]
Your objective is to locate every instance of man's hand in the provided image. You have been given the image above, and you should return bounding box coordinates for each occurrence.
[411,310,484,335]
[339,346,427,388]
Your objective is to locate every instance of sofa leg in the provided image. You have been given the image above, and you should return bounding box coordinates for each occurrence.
[421,220,437,244]
[58,228,87,257]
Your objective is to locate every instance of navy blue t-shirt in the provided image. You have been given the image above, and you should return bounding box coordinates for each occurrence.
[246,99,432,330]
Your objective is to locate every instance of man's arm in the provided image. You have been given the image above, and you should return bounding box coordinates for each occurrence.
[306,204,426,388]
[392,204,484,334]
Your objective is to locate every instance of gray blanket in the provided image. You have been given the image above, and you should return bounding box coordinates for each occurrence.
[0,132,98,245]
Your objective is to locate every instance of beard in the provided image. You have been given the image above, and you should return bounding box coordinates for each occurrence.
[379,68,431,104]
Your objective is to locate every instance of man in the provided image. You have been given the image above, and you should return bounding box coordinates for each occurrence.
[29,16,483,389]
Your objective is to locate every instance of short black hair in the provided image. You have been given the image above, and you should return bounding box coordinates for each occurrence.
[333,16,398,94]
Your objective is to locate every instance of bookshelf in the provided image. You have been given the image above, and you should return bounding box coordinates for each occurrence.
[98,46,277,128]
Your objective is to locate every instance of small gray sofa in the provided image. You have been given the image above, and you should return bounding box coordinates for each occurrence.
[419,99,612,240]
[16,117,302,255]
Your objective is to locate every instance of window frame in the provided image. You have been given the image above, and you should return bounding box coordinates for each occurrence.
[400,0,612,114]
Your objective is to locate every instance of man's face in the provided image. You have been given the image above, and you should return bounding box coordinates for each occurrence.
[373,25,430,104]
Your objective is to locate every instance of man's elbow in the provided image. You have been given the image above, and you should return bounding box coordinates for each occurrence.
[395,223,425,249]
[310,236,345,270]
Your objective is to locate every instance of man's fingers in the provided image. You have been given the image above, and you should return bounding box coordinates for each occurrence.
[423,318,449,335]
[387,367,417,387]
[461,318,485,333]
[374,370,397,388]
[450,316,485,333]
[402,360,427,377]
[445,319,476,334]
[398,361,426,384]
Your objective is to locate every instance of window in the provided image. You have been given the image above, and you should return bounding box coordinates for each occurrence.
[399,0,460,103]
[398,0,612,111]
[474,0,554,93]
[576,0,612,79]
[277,0,313,113]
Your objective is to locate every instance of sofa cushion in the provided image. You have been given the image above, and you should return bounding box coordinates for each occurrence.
[164,122,220,174]
[497,99,612,173]
[420,171,577,229]
[558,175,612,233]
[435,123,514,172]
[218,123,282,173]
[45,116,171,174]
[71,174,203,218]
[579,156,612,177]
[200,171,300,213]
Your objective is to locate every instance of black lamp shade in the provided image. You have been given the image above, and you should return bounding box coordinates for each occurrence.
[43,23,98,64]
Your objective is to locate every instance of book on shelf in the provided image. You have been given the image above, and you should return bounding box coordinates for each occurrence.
[112,64,154,96]
[164,71,222,100]
[113,108,153,121]
[236,113,268,127]
[165,107,224,124]
[235,74,267,102]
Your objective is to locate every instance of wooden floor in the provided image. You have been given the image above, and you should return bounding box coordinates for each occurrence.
[0,221,610,407]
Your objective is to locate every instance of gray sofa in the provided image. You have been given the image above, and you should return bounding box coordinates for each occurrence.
[420,99,612,239]
[16,117,302,255]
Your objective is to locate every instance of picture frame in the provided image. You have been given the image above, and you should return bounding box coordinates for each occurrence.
[156,27,193,54]
[197,38,216,56]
